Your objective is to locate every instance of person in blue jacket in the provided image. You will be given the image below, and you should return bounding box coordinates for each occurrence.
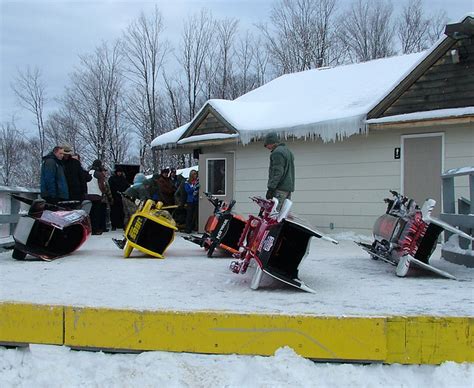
[40,146,69,204]
[184,170,199,233]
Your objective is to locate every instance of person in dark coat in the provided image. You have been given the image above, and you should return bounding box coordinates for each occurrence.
[86,159,107,235]
[72,153,92,196]
[155,168,175,206]
[264,132,295,211]
[170,168,186,206]
[108,166,130,230]
[40,146,69,204]
[61,144,87,201]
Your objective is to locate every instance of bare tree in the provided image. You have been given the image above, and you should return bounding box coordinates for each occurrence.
[426,9,448,45]
[121,6,169,169]
[178,9,215,120]
[65,41,126,168]
[214,18,239,99]
[253,35,270,87]
[11,66,47,157]
[0,120,24,186]
[259,0,338,75]
[338,0,395,63]
[397,0,431,53]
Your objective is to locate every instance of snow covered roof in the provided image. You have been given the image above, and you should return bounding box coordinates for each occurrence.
[152,52,425,148]
[151,14,473,149]
[365,107,474,124]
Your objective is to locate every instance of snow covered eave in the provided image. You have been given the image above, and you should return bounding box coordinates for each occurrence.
[176,133,240,147]
[366,107,474,129]
[237,114,368,145]
[150,123,190,150]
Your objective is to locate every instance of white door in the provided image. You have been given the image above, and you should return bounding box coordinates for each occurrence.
[402,133,443,217]
[198,153,235,232]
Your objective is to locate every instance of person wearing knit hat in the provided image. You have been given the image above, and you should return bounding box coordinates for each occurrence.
[108,165,130,230]
[86,159,107,235]
[112,172,149,249]
[263,131,295,211]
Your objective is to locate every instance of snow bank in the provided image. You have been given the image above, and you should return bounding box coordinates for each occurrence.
[0,344,472,387]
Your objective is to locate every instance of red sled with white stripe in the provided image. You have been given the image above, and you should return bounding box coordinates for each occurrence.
[230,196,338,293]
[356,190,473,280]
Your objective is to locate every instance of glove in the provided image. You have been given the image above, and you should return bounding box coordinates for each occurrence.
[265,189,275,200]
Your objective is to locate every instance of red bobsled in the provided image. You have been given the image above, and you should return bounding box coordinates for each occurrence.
[356,190,474,279]
[184,192,247,257]
[230,196,338,293]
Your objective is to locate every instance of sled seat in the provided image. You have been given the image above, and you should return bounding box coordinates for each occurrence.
[258,219,317,279]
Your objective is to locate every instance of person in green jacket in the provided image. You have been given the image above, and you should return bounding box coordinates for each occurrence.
[263,132,295,211]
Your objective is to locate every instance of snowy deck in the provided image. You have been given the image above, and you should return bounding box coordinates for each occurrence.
[1,232,472,317]
[1,232,472,364]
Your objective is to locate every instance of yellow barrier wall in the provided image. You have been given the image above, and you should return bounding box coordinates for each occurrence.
[0,303,63,345]
[64,308,386,361]
[1,303,472,364]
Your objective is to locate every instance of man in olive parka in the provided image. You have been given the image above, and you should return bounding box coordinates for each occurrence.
[264,132,295,210]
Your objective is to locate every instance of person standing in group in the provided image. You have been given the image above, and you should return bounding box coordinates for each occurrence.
[155,168,175,206]
[121,172,148,228]
[263,132,295,211]
[61,144,87,201]
[40,145,69,204]
[72,153,92,196]
[184,169,199,234]
[86,159,107,235]
[170,168,186,207]
[108,166,130,230]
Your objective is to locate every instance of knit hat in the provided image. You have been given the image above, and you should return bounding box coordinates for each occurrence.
[91,159,103,169]
[263,132,279,147]
[133,173,146,185]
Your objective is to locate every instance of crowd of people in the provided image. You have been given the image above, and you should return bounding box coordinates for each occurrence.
[39,133,292,238]
[39,144,200,236]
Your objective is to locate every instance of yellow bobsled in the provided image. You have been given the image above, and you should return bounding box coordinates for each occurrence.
[123,199,178,259]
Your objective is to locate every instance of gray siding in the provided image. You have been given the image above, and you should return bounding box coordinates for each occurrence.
[229,124,473,236]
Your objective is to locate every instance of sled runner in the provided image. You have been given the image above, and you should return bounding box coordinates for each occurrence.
[122,199,178,259]
[230,196,338,293]
[357,190,473,280]
[184,192,247,257]
[10,194,91,261]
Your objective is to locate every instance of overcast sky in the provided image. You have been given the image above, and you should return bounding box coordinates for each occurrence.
[0,0,472,135]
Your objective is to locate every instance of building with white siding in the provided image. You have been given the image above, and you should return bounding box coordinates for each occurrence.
[152,15,474,234]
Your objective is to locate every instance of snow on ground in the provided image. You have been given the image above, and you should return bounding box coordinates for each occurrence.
[1,232,473,387]
[0,344,472,388]
[0,232,472,316]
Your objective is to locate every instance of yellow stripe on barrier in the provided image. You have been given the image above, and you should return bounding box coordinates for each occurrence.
[0,303,63,345]
[64,307,386,361]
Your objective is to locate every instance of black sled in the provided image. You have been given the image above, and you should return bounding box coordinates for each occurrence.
[10,194,92,261]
